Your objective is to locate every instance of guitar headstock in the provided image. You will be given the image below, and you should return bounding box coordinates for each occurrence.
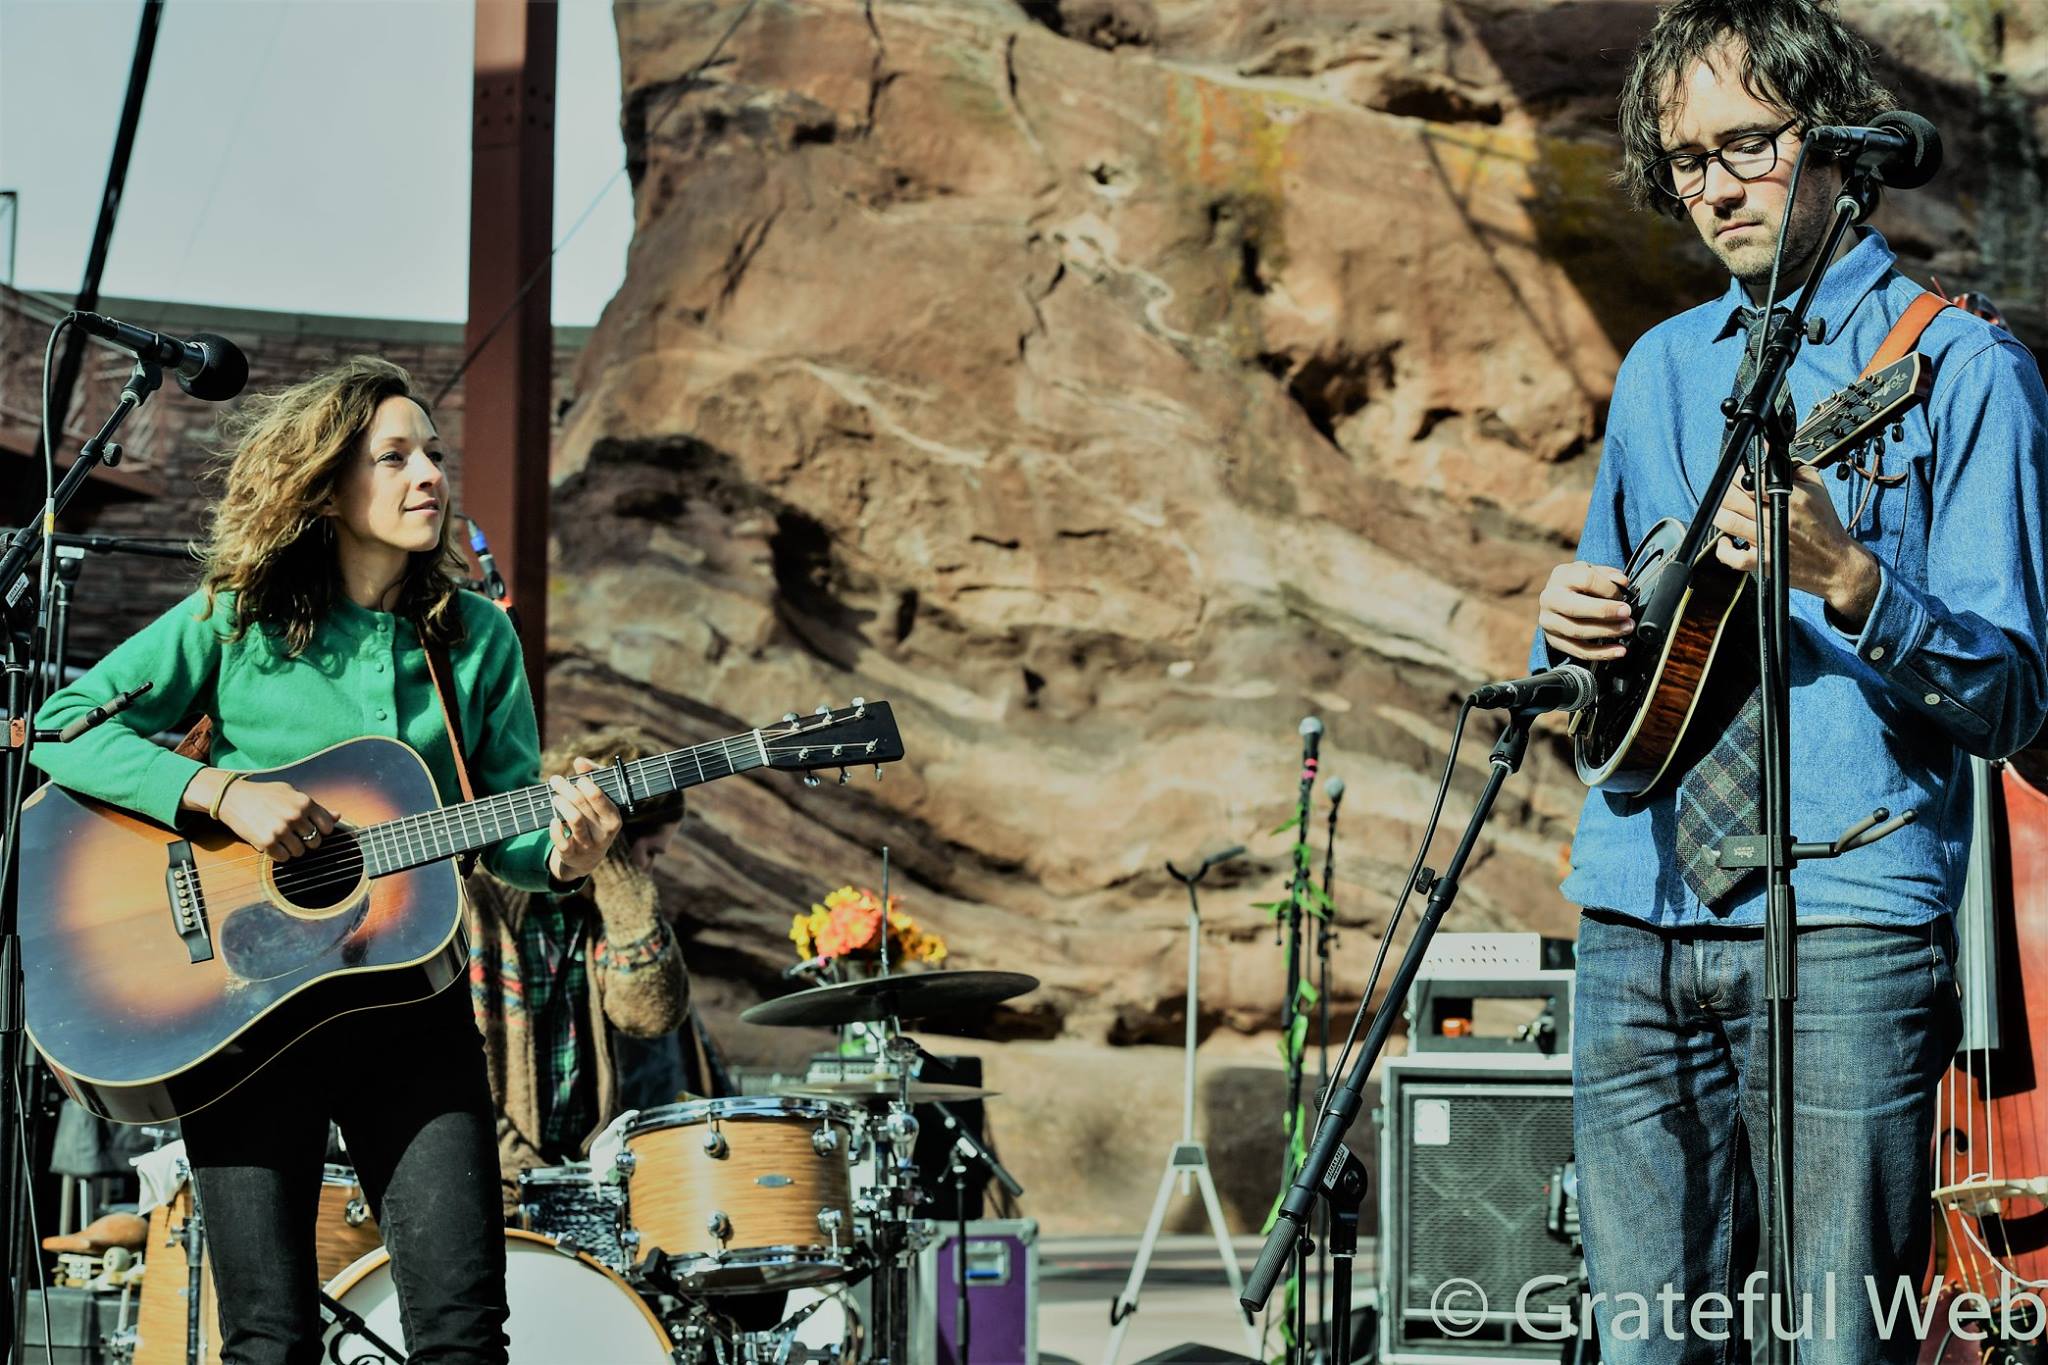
[761,699,905,784]
[1790,353,1932,471]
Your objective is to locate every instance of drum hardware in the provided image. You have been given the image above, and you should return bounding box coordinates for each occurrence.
[708,1212,734,1241]
[704,1129,731,1159]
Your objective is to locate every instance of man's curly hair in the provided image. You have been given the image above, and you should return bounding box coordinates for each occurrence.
[1616,0,1894,217]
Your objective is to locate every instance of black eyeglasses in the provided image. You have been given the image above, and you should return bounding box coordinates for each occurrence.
[1650,120,1801,203]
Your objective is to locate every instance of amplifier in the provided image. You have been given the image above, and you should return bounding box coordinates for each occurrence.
[1378,1056,1578,1364]
[1407,972,1573,1057]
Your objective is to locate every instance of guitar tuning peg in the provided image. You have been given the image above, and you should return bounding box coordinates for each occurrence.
[783,712,799,724]
[851,696,866,707]
[1890,423,1904,442]
[838,768,850,785]
[803,774,822,789]
[815,704,831,716]
[873,765,883,781]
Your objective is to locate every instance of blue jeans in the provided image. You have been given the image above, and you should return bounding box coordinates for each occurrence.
[181,986,509,1365]
[1572,911,1960,1364]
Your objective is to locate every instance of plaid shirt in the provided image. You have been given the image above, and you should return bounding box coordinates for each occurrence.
[517,895,596,1158]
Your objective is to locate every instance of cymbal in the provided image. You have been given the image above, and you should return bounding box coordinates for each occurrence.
[784,1077,999,1104]
[741,970,1039,1028]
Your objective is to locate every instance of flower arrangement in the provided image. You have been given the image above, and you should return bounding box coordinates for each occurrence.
[790,886,948,969]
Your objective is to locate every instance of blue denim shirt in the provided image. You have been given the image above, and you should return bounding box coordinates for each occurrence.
[1541,229,2048,929]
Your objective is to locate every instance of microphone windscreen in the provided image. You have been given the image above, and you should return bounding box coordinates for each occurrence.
[1299,716,1324,738]
[1873,110,1941,189]
[178,334,250,402]
[1324,776,1345,800]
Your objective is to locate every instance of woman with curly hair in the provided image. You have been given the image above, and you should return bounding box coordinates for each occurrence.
[33,356,622,1365]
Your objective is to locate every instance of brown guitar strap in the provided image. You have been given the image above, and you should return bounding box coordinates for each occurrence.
[422,632,483,879]
[421,635,477,805]
[1859,292,1952,380]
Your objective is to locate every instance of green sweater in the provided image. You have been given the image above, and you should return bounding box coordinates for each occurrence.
[33,586,555,892]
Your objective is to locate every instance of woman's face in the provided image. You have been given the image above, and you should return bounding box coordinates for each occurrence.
[329,395,446,557]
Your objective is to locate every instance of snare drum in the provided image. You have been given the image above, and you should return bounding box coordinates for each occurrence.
[619,1097,860,1292]
[516,1163,630,1271]
[322,1229,672,1364]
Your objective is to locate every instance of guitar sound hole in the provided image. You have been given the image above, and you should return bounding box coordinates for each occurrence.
[269,833,368,913]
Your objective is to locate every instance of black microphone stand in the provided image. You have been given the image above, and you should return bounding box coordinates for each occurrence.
[1278,719,1321,1359]
[1,355,161,1364]
[1681,168,1917,1365]
[1243,707,1541,1325]
[1314,780,1342,1361]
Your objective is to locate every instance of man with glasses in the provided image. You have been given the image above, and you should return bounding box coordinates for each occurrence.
[1530,1,2048,1360]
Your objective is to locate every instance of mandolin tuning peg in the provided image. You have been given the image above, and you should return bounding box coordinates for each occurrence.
[803,774,822,789]
[873,765,884,781]
[783,712,800,724]
[815,704,831,716]
[838,768,850,785]
[1890,423,1904,442]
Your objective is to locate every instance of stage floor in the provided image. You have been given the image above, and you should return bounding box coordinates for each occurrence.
[1040,1234,1378,1362]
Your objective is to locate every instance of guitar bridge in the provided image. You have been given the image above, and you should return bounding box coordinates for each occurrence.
[163,840,213,964]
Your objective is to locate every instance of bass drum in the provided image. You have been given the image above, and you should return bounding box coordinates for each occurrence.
[321,1229,672,1364]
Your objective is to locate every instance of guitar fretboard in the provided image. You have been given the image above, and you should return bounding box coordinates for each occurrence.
[354,729,771,878]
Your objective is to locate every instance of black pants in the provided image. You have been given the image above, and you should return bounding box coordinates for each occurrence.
[181,985,509,1365]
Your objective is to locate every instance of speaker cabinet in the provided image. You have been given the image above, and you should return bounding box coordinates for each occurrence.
[1378,1056,1578,1363]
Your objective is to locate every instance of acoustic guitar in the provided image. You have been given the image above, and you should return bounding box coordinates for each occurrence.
[1572,354,1931,794]
[18,700,905,1122]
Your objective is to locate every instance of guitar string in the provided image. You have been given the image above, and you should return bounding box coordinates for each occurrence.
[182,741,876,905]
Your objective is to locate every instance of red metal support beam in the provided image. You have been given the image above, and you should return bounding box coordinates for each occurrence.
[463,0,556,726]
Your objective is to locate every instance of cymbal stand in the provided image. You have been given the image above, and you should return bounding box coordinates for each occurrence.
[864,1027,924,1365]
[1105,847,1260,1365]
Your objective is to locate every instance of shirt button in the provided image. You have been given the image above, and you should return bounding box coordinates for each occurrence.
[372,660,385,674]
[1867,646,1885,661]
[375,708,390,721]
[1924,693,1942,706]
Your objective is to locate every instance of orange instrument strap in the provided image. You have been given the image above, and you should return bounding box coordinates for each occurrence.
[1859,291,1952,380]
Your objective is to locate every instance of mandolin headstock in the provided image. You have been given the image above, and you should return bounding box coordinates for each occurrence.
[1789,353,1931,471]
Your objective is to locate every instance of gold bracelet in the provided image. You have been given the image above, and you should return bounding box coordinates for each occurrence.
[207,771,246,823]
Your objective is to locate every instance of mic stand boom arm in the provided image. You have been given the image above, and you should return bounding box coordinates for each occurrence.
[1243,707,1540,1312]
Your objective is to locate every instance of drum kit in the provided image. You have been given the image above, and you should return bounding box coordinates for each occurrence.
[63,968,1036,1365]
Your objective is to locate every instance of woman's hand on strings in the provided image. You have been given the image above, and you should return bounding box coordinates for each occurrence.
[546,756,624,884]
[219,780,338,861]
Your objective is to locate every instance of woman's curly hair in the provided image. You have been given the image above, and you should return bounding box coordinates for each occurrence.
[1616,0,1894,218]
[199,356,467,656]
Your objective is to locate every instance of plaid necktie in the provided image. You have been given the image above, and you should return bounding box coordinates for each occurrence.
[1675,307,1791,906]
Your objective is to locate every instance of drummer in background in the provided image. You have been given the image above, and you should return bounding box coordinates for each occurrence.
[463,725,689,1217]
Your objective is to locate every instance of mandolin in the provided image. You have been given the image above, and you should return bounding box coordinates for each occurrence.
[1572,353,1932,794]
[18,700,905,1122]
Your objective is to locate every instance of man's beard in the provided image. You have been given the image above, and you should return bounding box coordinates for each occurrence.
[1710,191,1832,287]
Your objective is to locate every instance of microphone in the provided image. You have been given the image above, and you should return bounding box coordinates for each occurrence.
[1299,715,1323,765]
[466,517,510,603]
[1324,776,1345,807]
[783,954,831,980]
[52,681,154,743]
[72,313,249,401]
[1470,664,1596,714]
[1805,111,1941,189]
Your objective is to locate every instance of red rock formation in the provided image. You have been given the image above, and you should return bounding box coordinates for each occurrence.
[554,0,2047,1227]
